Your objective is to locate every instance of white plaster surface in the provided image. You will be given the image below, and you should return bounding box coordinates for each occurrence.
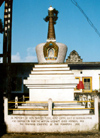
[6,114,98,133]
[4,97,99,133]
[13,110,90,115]
[35,64,68,67]
[36,43,67,63]
[72,70,100,91]
[24,64,78,101]
[29,89,74,101]
[33,67,70,70]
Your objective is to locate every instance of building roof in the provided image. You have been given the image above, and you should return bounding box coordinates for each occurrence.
[1,62,100,70]
[68,62,100,69]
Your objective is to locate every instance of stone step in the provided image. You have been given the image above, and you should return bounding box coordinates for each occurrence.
[31,70,72,74]
[17,105,85,109]
[35,64,68,68]
[53,110,90,115]
[24,79,78,84]
[33,67,70,71]
[28,74,75,79]
[54,103,82,106]
[18,106,47,109]
[17,101,86,109]
[30,72,74,75]
[13,110,48,115]
[22,103,47,106]
[54,104,85,108]
[13,109,90,115]
[25,84,78,89]
[53,106,85,109]
[21,102,82,107]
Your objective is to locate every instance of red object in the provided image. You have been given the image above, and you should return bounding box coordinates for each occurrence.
[77,81,84,89]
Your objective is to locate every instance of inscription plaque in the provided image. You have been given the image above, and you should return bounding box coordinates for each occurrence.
[10,116,92,126]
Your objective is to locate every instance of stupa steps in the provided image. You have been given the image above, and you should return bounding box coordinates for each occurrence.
[25,85,77,89]
[17,105,85,109]
[28,75,75,80]
[21,102,81,105]
[20,102,84,108]
[33,67,70,71]
[24,63,78,100]
[53,110,90,115]
[29,73,74,76]
[31,71,73,74]
[27,63,74,76]
[30,63,74,75]
[25,79,78,84]
[13,110,90,115]
[34,64,68,68]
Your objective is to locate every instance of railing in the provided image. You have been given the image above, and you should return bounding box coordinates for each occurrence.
[8,101,94,110]
[8,101,48,111]
[6,96,95,115]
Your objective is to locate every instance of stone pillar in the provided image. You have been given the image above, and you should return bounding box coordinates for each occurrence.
[4,97,8,122]
[94,96,99,130]
[48,98,52,116]
[94,96,98,116]
[15,96,18,108]
[87,95,91,108]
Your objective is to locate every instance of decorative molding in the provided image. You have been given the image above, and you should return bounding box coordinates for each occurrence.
[66,50,83,63]
[43,41,59,60]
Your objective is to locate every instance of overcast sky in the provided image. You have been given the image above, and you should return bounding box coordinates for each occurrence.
[0,0,100,63]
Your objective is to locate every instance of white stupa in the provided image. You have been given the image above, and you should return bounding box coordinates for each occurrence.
[24,6,79,102]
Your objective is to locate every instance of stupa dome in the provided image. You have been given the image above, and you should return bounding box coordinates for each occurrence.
[36,42,67,63]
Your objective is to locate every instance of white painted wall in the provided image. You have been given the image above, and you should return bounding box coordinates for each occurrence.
[72,69,100,91]
[30,89,74,101]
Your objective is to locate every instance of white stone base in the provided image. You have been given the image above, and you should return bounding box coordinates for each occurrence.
[29,89,74,101]
[24,64,79,102]
[13,110,90,115]
[5,115,98,133]
[4,97,99,133]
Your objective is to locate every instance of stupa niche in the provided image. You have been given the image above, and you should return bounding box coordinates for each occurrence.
[36,6,67,63]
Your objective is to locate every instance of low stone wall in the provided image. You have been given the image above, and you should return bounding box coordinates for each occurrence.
[4,97,99,133]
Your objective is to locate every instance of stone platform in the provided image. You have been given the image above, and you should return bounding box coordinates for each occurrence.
[4,97,99,133]
[13,100,90,115]
[24,64,79,102]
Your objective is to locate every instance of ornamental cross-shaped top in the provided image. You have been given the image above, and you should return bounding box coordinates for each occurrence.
[44,6,59,42]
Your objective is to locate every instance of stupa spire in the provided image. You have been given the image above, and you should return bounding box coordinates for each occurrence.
[36,6,67,63]
[44,6,59,42]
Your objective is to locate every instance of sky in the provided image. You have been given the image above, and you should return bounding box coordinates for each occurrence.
[0,0,100,63]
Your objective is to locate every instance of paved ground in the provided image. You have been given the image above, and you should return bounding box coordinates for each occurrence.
[1,133,100,138]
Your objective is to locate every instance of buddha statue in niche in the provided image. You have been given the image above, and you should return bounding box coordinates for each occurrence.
[48,48,55,58]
